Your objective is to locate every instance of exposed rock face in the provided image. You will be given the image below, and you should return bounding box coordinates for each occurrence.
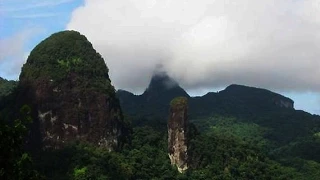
[19,31,126,150]
[168,97,189,173]
[273,99,294,109]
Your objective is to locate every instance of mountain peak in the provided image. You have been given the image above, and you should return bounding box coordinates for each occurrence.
[146,73,178,92]
[142,72,189,101]
[18,30,127,150]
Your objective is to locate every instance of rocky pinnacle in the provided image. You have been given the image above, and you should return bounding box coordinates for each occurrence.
[168,97,188,173]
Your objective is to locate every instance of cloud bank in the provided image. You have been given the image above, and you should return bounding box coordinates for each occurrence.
[67,0,320,93]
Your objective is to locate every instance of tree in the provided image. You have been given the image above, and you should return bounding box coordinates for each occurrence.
[0,105,43,179]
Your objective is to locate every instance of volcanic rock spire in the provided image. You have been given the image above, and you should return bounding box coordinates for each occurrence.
[19,30,127,150]
[168,97,189,173]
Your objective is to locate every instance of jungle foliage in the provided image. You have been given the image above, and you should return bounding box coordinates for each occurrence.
[1,30,320,179]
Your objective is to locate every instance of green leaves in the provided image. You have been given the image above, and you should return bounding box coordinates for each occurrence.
[0,105,43,180]
[73,167,87,180]
[0,78,17,100]
[170,97,188,108]
[20,31,111,87]
[58,58,83,73]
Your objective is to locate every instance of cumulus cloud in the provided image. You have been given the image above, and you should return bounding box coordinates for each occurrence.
[67,0,320,93]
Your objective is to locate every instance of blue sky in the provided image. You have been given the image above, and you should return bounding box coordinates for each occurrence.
[0,0,320,115]
[0,0,83,79]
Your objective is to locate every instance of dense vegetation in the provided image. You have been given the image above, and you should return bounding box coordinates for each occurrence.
[0,105,43,179]
[0,77,17,100]
[20,30,115,96]
[115,75,320,179]
[2,80,320,179]
[25,118,320,179]
[1,30,320,179]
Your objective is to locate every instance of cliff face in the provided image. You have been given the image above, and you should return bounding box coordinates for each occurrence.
[273,98,294,109]
[19,31,126,150]
[168,97,189,173]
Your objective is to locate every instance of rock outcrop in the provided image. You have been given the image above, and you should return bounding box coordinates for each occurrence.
[168,97,189,173]
[18,31,127,150]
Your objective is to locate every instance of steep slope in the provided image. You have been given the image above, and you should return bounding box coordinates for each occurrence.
[142,73,189,102]
[118,77,295,120]
[117,72,189,120]
[190,84,294,118]
[222,84,294,108]
[168,97,189,172]
[189,85,319,144]
[118,74,320,145]
[18,30,127,150]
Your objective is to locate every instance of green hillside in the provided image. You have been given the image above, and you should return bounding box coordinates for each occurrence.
[1,31,320,179]
[116,73,320,179]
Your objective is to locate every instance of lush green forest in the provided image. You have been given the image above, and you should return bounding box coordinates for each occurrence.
[114,75,320,179]
[1,30,320,179]
[0,78,17,100]
[2,96,320,179]
[31,124,320,180]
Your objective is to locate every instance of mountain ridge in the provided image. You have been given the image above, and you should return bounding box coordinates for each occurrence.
[117,72,320,146]
[1,31,320,179]
[117,73,295,119]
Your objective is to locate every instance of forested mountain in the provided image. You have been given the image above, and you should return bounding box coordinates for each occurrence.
[117,72,189,120]
[117,73,296,119]
[1,31,320,179]
[16,30,128,150]
[0,31,129,179]
[117,72,320,179]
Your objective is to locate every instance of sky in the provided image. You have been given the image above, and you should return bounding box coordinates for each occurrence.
[1,0,320,114]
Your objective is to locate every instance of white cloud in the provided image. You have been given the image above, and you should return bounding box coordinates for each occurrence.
[67,0,320,93]
[0,28,41,78]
